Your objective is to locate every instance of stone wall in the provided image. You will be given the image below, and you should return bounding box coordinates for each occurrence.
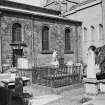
[0,15,80,70]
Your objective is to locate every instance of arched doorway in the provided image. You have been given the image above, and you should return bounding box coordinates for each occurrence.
[11,23,24,67]
[12,49,23,67]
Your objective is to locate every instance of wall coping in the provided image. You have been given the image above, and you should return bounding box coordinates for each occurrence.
[83,78,99,84]
[84,78,105,84]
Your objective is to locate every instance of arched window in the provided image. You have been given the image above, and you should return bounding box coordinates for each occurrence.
[12,23,22,43]
[42,26,49,51]
[65,28,71,51]
[99,24,103,40]
[91,26,95,41]
[84,27,87,42]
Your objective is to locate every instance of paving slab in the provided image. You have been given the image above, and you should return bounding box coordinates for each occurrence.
[82,94,105,105]
[28,95,62,105]
[24,84,85,105]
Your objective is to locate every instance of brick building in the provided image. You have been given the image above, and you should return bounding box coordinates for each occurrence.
[0,0,82,71]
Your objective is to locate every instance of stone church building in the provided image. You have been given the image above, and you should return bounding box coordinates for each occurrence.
[0,0,82,71]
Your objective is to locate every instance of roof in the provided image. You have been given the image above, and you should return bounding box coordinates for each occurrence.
[70,0,97,11]
[0,0,82,25]
[0,0,61,16]
[66,0,80,4]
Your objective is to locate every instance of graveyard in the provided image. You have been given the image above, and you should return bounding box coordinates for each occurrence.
[1,44,105,105]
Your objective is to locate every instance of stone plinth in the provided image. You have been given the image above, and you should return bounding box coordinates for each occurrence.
[83,78,98,95]
[17,58,29,69]
[99,79,105,93]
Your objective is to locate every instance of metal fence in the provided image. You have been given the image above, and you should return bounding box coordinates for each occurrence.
[18,65,82,88]
[32,65,82,88]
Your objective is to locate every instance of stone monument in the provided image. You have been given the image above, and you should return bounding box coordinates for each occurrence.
[15,72,23,96]
[50,49,59,67]
[87,46,96,78]
[84,46,98,95]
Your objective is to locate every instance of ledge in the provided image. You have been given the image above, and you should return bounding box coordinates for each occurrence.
[40,50,53,54]
[83,78,99,84]
[98,79,105,83]
[64,50,74,54]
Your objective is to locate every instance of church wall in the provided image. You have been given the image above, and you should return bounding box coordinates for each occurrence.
[0,15,79,70]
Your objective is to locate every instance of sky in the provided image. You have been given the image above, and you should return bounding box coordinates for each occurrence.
[9,0,42,6]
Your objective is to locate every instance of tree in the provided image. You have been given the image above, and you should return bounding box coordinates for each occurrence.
[95,45,105,74]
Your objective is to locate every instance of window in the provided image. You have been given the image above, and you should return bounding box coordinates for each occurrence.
[84,27,88,42]
[42,26,49,51]
[12,23,22,43]
[65,28,71,51]
[91,26,95,41]
[99,24,103,40]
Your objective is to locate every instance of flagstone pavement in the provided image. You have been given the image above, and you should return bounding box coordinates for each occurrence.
[23,84,85,105]
[24,83,105,105]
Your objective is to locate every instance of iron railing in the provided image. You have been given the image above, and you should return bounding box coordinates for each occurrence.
[18,65,82,88]
[32,65,82,88]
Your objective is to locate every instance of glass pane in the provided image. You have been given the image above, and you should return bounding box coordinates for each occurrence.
[42,26,49,51]
[12,23,22,42]
[65,29,71,50]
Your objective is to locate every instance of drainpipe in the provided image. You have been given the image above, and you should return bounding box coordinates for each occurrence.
[0,12,2,72]
[32,17,37,68]
[102,0,105,44]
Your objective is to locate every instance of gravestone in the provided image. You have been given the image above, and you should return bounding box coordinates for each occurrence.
[15,73,23,96]
[50,50,59,67]
[84,46,98,95]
